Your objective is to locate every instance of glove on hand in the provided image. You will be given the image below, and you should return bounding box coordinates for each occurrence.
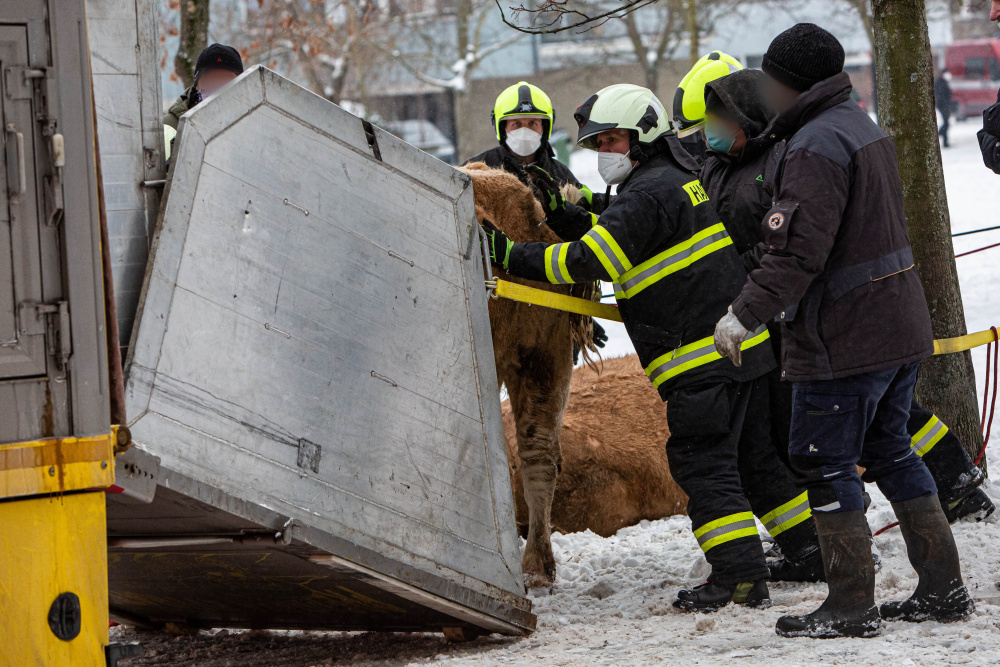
[984,100,1000,137]
[592,319,608,349]
[525,165,566,215]
[714,306,750,367]
[481,218,514,270]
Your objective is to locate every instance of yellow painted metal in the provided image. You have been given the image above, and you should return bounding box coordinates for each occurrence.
[492,279,624,322]
[0,492,109,666]
[933,327,999,355]
[0,431,115,501]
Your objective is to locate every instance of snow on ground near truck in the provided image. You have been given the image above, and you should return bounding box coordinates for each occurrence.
[111,120,1000,665]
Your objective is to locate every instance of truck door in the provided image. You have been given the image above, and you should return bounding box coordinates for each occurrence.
[0,25,46,379]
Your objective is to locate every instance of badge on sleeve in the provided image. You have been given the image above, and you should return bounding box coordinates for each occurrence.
[768,212,785,230]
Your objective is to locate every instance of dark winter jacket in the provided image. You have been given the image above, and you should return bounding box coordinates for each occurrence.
[730,72,934,382]
[934,76,952,114]
[506,137,775,399]
[701,70,784,256]
[980,89,1000,175]
[162,86,200,130]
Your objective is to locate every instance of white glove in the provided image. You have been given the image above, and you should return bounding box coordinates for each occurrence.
[714,306,751,367]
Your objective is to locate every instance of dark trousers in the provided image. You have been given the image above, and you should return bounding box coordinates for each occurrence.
[666,376,816,584]
[938,109,950,146]
[788,362,937,513]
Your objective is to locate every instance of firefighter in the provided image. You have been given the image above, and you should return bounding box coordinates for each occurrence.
[481,83,816,612]
[980,87,999,174]
[672,51,744,164]
[699,67,993,582]
[467,81,607,351]
[714,23,973,638]
[162,44,244,161]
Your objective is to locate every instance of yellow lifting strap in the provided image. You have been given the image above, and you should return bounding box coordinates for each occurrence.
[488,278,998,355]
[490,278,623,322]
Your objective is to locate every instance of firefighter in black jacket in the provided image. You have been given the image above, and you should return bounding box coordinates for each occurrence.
[482,83,816,612]
[714,24,973,638]
[980,88,1000,175]
[699,68,993,585]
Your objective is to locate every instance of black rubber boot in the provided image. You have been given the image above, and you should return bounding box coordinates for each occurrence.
[673,578,771,612]
[880,495,975,623]
[944,487,995,523]
[768,544,825,582]
[776,511,881,638]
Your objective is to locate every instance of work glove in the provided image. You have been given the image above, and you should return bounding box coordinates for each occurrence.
[985,100,1000,137]
[592,319,608,349]
[714,306,750,367]
[525,165,566,215]
[481,218,514,270]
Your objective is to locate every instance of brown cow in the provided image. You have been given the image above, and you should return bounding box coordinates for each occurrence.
[504,355,688,538]
[460,163,597,591]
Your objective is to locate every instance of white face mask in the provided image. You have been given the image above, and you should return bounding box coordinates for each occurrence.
[505,127,542,157]
[598,150,634,185]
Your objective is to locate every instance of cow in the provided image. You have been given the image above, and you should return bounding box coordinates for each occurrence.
[460,162,598,592]
[504,355,687,538]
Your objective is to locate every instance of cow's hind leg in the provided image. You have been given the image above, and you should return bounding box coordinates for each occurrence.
[507,347,570,593]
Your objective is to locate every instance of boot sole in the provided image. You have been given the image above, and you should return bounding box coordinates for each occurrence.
[673,598,772,613]
[881,606,975,624]
[776,624,881,639]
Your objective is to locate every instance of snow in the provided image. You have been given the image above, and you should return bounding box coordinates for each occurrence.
[109,121,1000,666]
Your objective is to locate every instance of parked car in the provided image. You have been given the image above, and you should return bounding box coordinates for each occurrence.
[945,39,1000,119]
[379,119,457,164]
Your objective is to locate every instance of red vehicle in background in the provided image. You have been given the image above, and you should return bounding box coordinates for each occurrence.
[945,39,1000,119]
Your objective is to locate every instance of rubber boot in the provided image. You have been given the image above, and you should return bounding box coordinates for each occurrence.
[776,511,881,638]
[768,544,825,582]
[673,578,771,613]
[944,487,995,523]
[880,495,975,623]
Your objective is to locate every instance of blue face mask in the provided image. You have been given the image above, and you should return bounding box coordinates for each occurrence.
[704,125,737,154]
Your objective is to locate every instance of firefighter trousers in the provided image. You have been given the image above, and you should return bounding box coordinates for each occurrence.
[666,375,816,585]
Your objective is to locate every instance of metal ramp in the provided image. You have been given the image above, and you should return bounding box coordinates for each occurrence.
[107,66,533,635]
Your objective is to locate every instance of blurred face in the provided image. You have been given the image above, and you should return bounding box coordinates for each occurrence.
[704,113,747,156]
[593,128,632,155]
[197,69,238,96]
[764,75,802,115]
[505,117,544,135]
[991,0,1000,23]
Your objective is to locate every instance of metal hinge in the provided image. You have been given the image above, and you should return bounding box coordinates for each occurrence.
[3,66,45,100]
[18,300,72,370]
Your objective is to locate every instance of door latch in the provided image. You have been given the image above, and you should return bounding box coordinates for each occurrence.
[18,300,72,371]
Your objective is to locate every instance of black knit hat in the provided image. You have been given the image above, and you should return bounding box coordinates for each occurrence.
[194,44,244,82]
[762,23,845,92]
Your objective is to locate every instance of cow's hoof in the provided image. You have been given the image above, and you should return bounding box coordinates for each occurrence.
[523,570,555,595]
[527,585,553,598]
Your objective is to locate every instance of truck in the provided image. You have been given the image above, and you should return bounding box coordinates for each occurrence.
[944,39,1000,119]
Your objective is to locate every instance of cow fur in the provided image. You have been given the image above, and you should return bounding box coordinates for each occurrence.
[504,355,688,538]
[460,162,596,590]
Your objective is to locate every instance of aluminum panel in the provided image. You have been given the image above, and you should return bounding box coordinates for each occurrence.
[123,67,528,631]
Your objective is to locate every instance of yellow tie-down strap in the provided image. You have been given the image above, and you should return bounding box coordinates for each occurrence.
[489,279,998,356]
[0,430,116,500]
[491,278,624,322]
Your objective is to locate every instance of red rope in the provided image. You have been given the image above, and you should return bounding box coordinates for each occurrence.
[974,327,999,466]
[956,241,1000,258]
[872,521,899,537]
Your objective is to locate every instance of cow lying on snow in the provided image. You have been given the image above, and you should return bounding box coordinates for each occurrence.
[504,355,687,538]
[460,162,599,591]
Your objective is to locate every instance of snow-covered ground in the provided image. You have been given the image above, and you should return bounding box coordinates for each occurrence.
[111,120,1000,666]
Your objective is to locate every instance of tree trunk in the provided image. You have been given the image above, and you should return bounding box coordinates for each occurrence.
[175,0,212,89]
[453,0,471,160]
[871,0,985,469]
[685,0,699,65]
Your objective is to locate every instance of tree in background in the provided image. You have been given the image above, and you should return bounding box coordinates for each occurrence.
[871,0,985,467]
[173,0,212,88]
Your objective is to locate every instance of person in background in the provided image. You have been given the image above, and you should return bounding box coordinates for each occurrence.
[481,83,819,613]
[714,23,973,639]
[466,81,607,351]
[699,67,993,584]
[162,44,245,161]
[982,1,1000,172]
[672,51,744,164]
[934,68,952,148]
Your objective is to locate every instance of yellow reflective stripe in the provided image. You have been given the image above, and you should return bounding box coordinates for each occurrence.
[544,243,573,284]
[589,212,599,228]
[582,234,619,280]
[644,326,770,389]
[613,281,625,300]
[911,415,949,457]
[693,511,758,553]
[760,492,812,537]
[619,223,733,299]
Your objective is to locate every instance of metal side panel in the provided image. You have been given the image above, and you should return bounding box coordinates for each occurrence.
[119,67,528,632]
[86,0,165,354]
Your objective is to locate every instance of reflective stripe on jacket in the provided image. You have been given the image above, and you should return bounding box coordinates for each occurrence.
[508,138,775,399]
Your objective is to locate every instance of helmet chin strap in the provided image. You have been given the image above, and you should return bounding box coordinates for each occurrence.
[627,132,672,165]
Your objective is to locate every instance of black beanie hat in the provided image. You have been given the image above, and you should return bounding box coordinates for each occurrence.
[762,23,845,92]
[195,44,244,82]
